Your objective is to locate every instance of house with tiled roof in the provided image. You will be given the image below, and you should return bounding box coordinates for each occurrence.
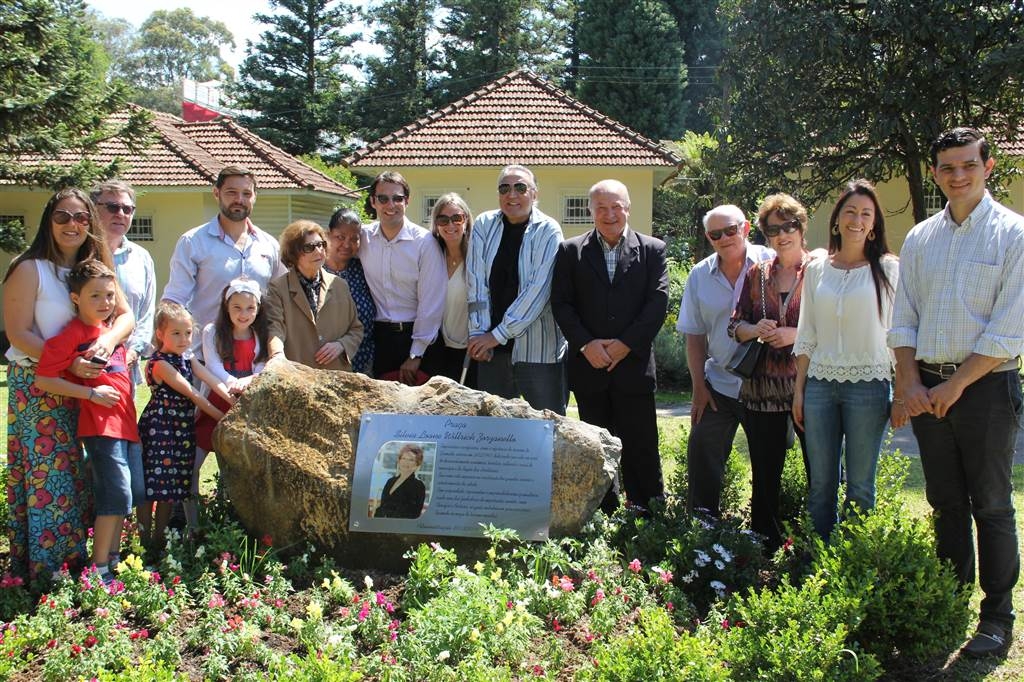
[344,70,681,237]
[0,108,358,312]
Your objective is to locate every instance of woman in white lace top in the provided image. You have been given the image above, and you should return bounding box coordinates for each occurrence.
[793,179,899,540]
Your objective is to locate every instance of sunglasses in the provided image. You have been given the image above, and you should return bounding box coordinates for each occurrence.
[706,223,741,241]
[52,210,91,225]
[498,182,531,195]
[300,240,327,254]
[435,213,466,227]
[99,202,135,216]
[762,219,802,238]
[374,194,406,205]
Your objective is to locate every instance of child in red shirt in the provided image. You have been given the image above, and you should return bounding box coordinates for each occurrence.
[36,259,140,583]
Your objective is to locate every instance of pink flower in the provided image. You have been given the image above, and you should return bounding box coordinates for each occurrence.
[375,591,387,606]
[558,576,574,592]
[666,601,675,612]
[533,664,545,676]
[129,629,149,640]
[657,568,673,584]
[357,603,370,622]
[208,593,226,609]
[721,618,730,630]
[83,634,98,648]
[591,588,606,606]
[628,559,642,573]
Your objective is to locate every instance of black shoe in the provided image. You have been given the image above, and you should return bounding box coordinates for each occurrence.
[962,622,1012,659]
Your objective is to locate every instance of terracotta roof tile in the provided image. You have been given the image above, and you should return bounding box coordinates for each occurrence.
[9,108,358,198]
[345,70,681,169]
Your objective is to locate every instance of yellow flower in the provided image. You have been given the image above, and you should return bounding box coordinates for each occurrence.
[496,623,505,633]
[321,578,331,590]
[487,547,496,560]
[490,568,502,581]
[290,617,304,631]
[306,601,323,621]
[469,628,480,642]
[474,561,485,573]
[121,599,131,609]
[140,570,151,583]
[502,612,514,626]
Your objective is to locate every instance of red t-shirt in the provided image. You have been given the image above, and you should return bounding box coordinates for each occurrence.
[37,318,140,442]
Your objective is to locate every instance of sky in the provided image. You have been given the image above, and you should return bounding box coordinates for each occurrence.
[85,0,376,70]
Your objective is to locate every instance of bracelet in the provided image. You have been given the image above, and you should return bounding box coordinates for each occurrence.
[893,398,905,405]
[88,388,96,402]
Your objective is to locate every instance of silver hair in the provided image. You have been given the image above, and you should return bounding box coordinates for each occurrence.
[702,204,745,230]
[497,164,536,188]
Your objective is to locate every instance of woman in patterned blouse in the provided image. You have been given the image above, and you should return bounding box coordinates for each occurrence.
[325,208,376,375]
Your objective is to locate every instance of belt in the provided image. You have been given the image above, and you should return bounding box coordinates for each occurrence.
[918,358,1019,381]
[375,321,414,333]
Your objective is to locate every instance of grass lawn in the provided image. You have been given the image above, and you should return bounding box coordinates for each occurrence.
[2,369,1023,678]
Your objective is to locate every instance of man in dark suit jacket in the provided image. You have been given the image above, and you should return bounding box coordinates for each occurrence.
[551,179,669,512]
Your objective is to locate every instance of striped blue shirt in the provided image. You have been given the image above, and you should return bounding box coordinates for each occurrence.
[468,208,567,363]
[888,192,1024,363]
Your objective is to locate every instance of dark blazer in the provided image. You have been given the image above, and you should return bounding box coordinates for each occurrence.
[551,228,669,394]
[375,475,426,519]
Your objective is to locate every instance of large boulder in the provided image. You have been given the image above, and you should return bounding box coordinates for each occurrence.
[213,359,619,569]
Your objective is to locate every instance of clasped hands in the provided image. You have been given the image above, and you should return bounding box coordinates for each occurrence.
[751,319,796,349]
[891,379,963,428]
[582,339,630,371]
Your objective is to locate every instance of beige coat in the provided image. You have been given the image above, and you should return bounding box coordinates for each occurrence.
[266,269,364,371]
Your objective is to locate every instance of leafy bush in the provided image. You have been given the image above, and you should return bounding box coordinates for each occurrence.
[663,428,748,521]
[715,574,881,681]
[811,497,970,665]
[655,258,692,388]
[580,607,728,682]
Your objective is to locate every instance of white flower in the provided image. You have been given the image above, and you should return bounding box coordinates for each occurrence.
[436,650,451,662]
[710,580,726,594]
[694,550,711,567]
[712,544,733,562]
[714,560,725,571]
[363,575,373,590]
[195,545,206,558]
[680,571,695,584]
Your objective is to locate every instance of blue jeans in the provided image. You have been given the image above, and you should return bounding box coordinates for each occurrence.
[81,437,143,516]
[477,353,566,415]
[803,378,890,539]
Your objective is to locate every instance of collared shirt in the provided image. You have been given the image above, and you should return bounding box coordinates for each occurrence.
[597,227,630,281]
[358,218,446,357]
[163,216,284,354]
[468,208,567,364]
[111,237,156,384]
[677,244,774,398]
[888,192,1024,363]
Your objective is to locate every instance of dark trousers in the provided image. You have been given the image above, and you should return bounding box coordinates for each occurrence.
[422,338,477,388]
[687,383,750,517]
[745,408,806,549]
[911,369,1022,630]
[576,388,664,511]
[373,323,414,378]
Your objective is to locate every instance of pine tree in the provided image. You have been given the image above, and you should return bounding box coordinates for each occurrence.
[230,0,358,156]
[350,0,439,142]
[575,0,688,140]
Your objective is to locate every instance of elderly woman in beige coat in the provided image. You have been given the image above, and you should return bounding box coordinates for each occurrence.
[266,220,364,370]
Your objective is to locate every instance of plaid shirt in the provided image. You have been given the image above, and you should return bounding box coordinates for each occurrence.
[597,227,629,281]
[888,192,1024,363]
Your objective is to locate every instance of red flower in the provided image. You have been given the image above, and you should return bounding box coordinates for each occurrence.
[261,534,273,547]
[782,537,794,552]
[83,634,98,648]
[720,618,730,630]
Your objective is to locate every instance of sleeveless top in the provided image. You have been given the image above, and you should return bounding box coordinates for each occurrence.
[6,260,73,365]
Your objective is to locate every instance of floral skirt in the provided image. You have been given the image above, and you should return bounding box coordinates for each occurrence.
[6,363,89,582]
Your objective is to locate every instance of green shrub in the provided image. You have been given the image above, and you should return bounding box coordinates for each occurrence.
[776,444,809,535]
[580,607,728,682]
[811,500,970,665]
[655,258,692,388]
[664,426,747,518]
[716,574,881,681]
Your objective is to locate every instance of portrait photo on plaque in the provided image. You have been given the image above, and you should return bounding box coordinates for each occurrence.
[367,441,436,520]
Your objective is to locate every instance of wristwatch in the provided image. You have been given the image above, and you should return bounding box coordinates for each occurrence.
[409,353,421,360]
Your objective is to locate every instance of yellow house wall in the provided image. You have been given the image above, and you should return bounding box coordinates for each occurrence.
[0,187,348,335]
[358,166,658,238]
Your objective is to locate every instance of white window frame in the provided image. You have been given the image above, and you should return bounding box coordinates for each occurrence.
[128,215,154,242]
[561,194,591,226]
[925,182,945,217]
[422,195,440,226]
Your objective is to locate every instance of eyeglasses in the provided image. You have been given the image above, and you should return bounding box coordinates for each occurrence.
[706,223,741,241]
[299,240,327,254]
[435,214,466,227]
[498,182,531,195]
[762,219,802,238]
[52,210,91,225]
[99,202,135,216]
[374,194,406,205]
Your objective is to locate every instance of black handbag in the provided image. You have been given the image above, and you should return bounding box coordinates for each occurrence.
[726,263,767,379]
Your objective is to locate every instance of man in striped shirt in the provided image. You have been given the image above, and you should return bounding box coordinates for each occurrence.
[889,127,1024,659]
[467,165,567,415]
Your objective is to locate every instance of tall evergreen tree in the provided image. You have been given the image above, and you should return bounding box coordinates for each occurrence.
[663,0,723,132]
[436,0,559,102]
[230,0,358,156]
[350,0,439,142]
[576,0,688,140]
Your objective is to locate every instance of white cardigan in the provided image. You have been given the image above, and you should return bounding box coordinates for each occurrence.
[201,323,266,390]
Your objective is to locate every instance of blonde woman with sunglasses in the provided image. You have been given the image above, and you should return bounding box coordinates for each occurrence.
[423,193,477,386]
[3,188,134,582]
